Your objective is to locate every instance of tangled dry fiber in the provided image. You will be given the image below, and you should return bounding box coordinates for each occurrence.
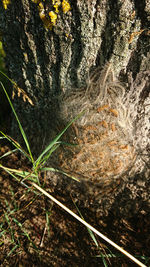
[56,64,137,188]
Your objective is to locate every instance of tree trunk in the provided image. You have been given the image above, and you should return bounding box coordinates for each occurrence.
[0,0,150,264]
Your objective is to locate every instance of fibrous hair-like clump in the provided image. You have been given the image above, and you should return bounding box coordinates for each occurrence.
[56,63,136,186]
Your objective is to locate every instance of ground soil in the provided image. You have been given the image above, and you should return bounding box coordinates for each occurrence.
[0,116,150,267]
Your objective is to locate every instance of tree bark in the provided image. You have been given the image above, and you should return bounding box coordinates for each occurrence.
[0,0,150,264]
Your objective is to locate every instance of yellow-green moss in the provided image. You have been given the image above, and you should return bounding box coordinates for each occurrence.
[53,0,61,13]
[0,41,5,71]
[62,0,71,13]
[49,11,57,25]
[2,0,11,9]
[32,0,71,30]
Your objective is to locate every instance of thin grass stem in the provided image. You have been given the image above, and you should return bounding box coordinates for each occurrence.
[0,82,34,163]
[31,182,146,267]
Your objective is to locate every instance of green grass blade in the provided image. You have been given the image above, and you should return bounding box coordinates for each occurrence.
[0,131,32,161]
[41,167,80,182]
[0,164,30,188]
[0,70,15,85]
[0,164,40,195]
[34,111,84,169]
[4,212,15,243]
[7,244,19,257]
[0,136,5,139]
[38,143,60,168]
[0,165,38,183]
[72,201,109,267]
[21,228,38,250]
[0,148,18,159]
[0,164,34,177]
[0,82,34,163]
[59,141,78,147]
[0,230,6,238]
[101,257,108,267]
[13,218,23,228]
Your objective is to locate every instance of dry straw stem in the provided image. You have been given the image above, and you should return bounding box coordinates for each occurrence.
[31,182,146,267]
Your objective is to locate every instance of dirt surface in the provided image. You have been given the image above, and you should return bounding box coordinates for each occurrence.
[0,110,149,267]
[0,139,150,267]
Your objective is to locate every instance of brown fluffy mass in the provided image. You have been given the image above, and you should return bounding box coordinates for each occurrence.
[55,63,136,186]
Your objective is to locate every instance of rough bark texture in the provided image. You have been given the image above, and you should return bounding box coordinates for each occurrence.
[0,0,150,265]
[0,0,149,149]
